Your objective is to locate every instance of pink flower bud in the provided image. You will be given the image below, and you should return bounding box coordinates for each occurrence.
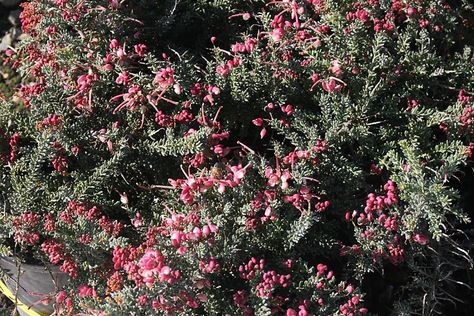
[252,118,264,126]
[173,84,182,95]
[192,227,202,239]
[120,192,128,204]
[208,222,218,233]
[346,284,354,294]
[161,266,171,275]
[171,231,182,247]
[265,103,275,112]
[407,7,418,16]
[202,225,211,237]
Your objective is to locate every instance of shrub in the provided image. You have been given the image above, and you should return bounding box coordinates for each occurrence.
[0,0,473,315]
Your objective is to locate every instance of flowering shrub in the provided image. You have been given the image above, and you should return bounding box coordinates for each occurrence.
[0,0,473,315]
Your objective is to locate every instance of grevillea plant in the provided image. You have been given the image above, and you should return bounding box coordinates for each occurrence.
[0,0,473,315]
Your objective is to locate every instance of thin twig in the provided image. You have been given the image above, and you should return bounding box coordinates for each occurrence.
[136,183,175,191]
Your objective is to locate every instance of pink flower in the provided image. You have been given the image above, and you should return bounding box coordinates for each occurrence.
[170,231,184,247]
[139,249,163,272]
[78,285,96,298]
[281,104,294,116]
[330,60,343,77]
[154,67,175,89]
[321,78,346,93]
[134,44,147,57]
[228,163,251,184]
[413,234,428,245]
[115,71,129,85]
[56,291,67,304]
[109,39,120,50]
[139,249,164,287]
[271,28,285,41]
[264,158,291,189]
[287,309,297,316]
[132,212,143,227]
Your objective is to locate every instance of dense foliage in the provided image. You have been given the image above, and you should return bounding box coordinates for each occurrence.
[0,0,473,315]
